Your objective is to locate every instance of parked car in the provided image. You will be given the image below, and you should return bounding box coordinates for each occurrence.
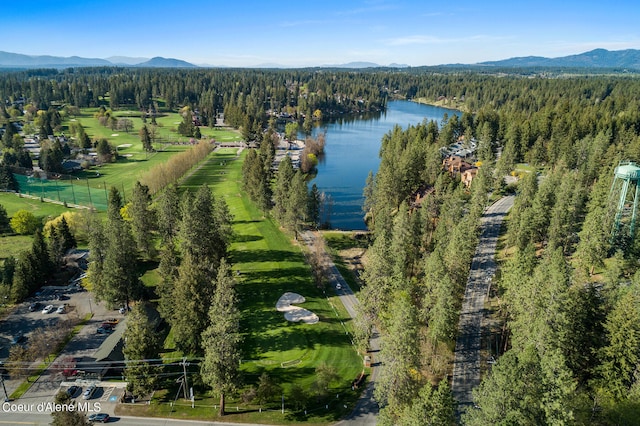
[102,318,119,325]
[42,304,54,314]
[96,327,113,334]
[66,385,80,397]
[28,302,41,312]
[88,412,110,423]
[56,305,66,314]
[10,334,25,345]
[82,384,97,400]
[100,322,115,330]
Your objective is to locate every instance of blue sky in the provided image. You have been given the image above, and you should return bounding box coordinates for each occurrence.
[2,0,639,67]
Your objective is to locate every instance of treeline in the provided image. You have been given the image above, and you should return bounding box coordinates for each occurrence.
[140,140,213,194]
[357,119,491,425]
[465,165,640,424]
[0,67,388,134]
[242,131,325,231]
[86,182,241,413]
[0,213,76,302]
[357,74,640,423]
[3,67,640,153]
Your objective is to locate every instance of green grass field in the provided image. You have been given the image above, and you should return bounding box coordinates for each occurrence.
[169,148,363,422]
[0,193,75,260]
[59,108,243,197]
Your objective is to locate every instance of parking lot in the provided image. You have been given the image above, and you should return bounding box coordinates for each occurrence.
[0,284,126,400]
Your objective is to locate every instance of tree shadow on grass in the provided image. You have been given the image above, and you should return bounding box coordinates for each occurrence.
[230,249,306,265]
[232,219,263,225]
[243,324,353,359]
[232,234,263,243]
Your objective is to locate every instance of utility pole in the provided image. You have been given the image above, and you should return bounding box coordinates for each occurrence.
[180,358,189,400]
[1,375,9,402]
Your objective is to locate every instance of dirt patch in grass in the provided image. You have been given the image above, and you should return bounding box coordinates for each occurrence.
[339,247,366,278]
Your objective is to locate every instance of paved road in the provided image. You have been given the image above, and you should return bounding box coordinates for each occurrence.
[0,411,268,426]
[300,231,380,426]
[451,195,515,417]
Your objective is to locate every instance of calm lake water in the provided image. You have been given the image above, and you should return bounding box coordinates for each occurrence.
[310,100,459,230]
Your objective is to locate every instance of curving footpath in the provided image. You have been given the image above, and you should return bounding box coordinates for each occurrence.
[451,195,515,418]
[300,231,380,426]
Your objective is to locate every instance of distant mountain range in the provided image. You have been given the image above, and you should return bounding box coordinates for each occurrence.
[0,49,639,70]
[477,48,640,69]
[0,51,197,68]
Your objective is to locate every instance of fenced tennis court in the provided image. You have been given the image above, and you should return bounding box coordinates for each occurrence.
[14,173,112,211]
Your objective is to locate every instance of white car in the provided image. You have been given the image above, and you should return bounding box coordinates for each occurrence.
[82,384,97,400]
[56,305,66,314]
[42,305,54,314]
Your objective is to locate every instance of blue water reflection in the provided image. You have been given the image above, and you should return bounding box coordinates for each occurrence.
[310,100,458,230]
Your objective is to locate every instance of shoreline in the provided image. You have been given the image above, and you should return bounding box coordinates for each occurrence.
[409,96,470,113]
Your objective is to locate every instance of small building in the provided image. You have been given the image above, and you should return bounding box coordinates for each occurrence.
[64,249,90,271]
[462,168,479,188]
[443,156,474,175]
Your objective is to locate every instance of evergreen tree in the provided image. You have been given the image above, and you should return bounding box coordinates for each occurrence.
[157,240,179,321]
[179,184,231,271]
[31,229,53,285]
[50,390,90,426]
[0,162,19,192]
[57,216,76,252]
[395,380,456,426]
[129,181,155,258]
[389,203,420,279]
[39,139,64,173]
[123,302,162,397]
[465,347,545,425]
[170,252,213,354]
[575,168,614,275]
[597,290,640,401]
[48,226,65,270]
[375,291,421,420]
[307,183,321,228]
[139,125,153,152]
[284,171,307,238]
[359,229,394,324]
[87,214,107,297]
[107,186,123,220]
[273,156,295,223]
[0,203,10,233]
[11,250,34,302]
[156,184,180,243]
[2,255,15,287]
[201,259,242,416]
[94,188,141,308]
[48,217,76,268]
[426,274,458,343]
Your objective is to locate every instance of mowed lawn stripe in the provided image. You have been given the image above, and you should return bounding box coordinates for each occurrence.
[180,148,361,390]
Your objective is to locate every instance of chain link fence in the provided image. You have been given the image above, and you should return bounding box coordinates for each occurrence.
[11,168,113,211]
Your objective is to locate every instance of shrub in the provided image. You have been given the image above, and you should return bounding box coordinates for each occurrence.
[10,210,40,235]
